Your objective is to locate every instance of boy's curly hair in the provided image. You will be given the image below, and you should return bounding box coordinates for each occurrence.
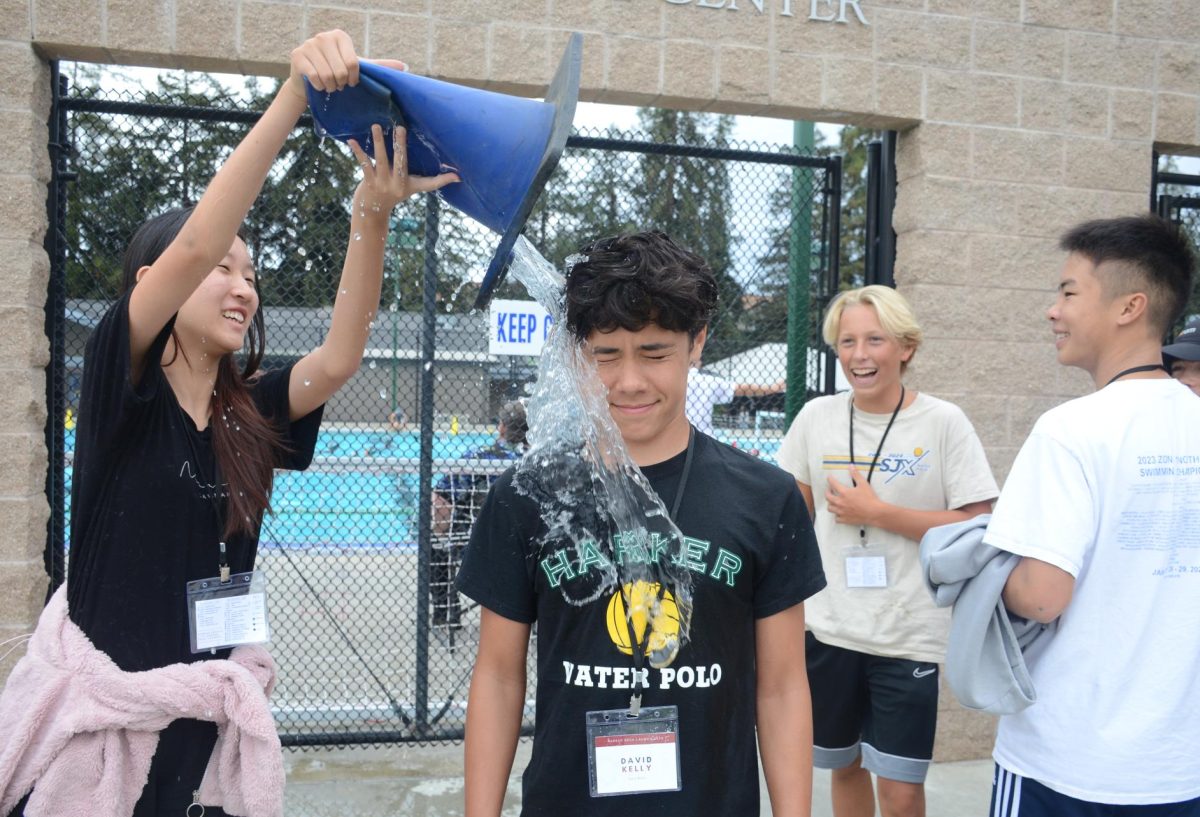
[565,231,719,342]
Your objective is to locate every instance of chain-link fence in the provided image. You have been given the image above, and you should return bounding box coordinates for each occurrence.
[45,64,842,746]
[1158,193,1200,261]
[1153,153,1200,328]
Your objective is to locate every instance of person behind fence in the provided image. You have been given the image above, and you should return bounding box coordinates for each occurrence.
[1162,313,1200,396]
[983,215,1200,816]
[776,285,997,817]
[388,404,410,431]
[430,400,529,632]
[685,362,786,436]
[0,30,457,817]
[457,231,827,817]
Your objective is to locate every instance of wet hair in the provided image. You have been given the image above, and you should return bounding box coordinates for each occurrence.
[497,400,528,447]
[822,285,923,373]
[564,231,719,343]
[1060,214,1196,336]
[121,206,285,539]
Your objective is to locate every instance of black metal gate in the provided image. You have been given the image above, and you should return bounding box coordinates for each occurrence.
[1157,193,1200,234]
[44,63,842,746]
[1152,151,1200,325]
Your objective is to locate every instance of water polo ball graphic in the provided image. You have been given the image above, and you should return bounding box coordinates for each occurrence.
[606,581,681,668]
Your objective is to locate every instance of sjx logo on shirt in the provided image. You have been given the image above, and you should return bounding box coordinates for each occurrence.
[822,448,934,483]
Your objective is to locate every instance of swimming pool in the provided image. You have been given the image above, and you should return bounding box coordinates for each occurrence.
[63,427,783,548]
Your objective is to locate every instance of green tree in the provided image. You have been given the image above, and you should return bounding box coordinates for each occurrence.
[743,164,826,346]
[64,67,252,300]
[830,125,874,290]
[631,109,744,361]
[754,125,875,331]
[525,126,641,271]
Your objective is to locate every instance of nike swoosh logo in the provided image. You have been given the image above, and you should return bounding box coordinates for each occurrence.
[912,667,936,679]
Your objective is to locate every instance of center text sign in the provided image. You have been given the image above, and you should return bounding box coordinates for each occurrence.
[489,299,554,356]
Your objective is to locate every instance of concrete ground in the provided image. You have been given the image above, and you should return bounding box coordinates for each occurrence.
[283,741,995,816]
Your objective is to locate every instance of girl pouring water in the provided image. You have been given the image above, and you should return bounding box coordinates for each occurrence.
[1,29,456,817]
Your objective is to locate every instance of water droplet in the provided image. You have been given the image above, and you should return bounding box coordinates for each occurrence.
[303,379,312,387]
[339,288,348,296]
[369,360,377,369]
[354,232,362,241]
[200,337,207,344]
[423,362,433,371]
[378,388,387,399]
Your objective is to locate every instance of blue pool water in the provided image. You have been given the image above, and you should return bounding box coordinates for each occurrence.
[63,427,781,548]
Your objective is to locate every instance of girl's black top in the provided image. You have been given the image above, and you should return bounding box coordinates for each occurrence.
[67,291,323,672]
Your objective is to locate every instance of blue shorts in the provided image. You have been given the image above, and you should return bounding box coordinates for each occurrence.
[991,765,1200,817]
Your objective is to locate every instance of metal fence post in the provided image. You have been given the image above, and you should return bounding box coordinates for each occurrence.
[785,121,814,424]
[823,155,844,396]
[43,63,71,593]
[414,193,441,732]
[864,134,897,289]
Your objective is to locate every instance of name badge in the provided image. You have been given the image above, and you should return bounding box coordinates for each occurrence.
[845,553,887,588]
[586,705,682,797]
[187,570,270,653]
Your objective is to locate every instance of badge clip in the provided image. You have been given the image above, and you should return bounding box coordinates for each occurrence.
[218,541,231,584]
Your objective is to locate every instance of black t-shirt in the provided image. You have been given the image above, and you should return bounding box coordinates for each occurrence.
[457,432,826,816]
[66,292,323,673]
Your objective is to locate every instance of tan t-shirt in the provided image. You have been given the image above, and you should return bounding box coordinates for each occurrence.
[777,391,998,663]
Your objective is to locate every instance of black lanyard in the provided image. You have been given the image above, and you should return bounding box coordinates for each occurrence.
[175,398,231,582]
[1105,364,1167,387]
[207,455,232,583]
[668,427,696,523]
[623,427,695,715]
[847,387,905,545]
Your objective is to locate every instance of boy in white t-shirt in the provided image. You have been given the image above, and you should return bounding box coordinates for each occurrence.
[985,214,1200,816]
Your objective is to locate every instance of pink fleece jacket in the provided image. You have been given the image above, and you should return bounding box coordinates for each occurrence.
[0,585,284,817]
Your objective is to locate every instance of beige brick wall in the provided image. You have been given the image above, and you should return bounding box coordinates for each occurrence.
[4,0,1199,761]
[0,17,50,680]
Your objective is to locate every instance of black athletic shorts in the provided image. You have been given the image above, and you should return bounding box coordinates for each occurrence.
[806,632,939,784]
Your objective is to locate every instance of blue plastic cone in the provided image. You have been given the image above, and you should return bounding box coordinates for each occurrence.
[307,34,582,308]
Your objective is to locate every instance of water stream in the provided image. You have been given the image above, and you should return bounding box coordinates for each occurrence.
[505,236,694,667]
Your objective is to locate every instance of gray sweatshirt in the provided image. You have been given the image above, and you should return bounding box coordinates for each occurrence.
[919,514,1053,715]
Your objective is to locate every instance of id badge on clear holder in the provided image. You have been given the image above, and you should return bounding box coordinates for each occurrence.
[844,544,888,589]
[187,570,270,653]
[586,705,682,797]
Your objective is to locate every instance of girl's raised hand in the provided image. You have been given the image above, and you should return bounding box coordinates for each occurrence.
[348,124,460,213]
[287,29,360,100]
